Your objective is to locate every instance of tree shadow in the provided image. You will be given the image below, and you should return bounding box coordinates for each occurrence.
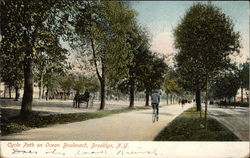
[138,111,174,116]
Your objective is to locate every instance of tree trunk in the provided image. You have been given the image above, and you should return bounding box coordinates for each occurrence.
[14,86,19,101]
[4,85,7,98]
[99,60,106,110]
[145,90,150,106]
[8,85,11,99]
[129,77,135,108]
[99,78,106,110]
[166,93,169,105]
[204,76,209,130]
[38,86,41,99]
[195,88,201,111]
[38,73,43,99]
[20,58,34,117]
[0,77,1,97]
[42,85,45,99]
[170,94,173,104]
[64,91,66,100]
[241,86,243,102]
[46,90,49,100]
[246,92,249,103]
[90,38,106,110]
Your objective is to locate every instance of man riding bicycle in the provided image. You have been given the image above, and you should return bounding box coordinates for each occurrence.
[151,90,161,121]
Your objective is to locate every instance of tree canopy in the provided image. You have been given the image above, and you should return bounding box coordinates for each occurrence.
[209,71,240,101]
[1,0,75,116]
[73,1,138,109]
[174,2,241,122]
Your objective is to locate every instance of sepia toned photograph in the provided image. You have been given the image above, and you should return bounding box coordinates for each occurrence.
[0,0,249,157]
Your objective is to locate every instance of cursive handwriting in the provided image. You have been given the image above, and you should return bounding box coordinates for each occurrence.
[12,148,37,154]
[45,149,66,156]
[116,149,158,156]
[75,150,107,156]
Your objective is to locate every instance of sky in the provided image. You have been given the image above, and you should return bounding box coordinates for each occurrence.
[130,1,249,64]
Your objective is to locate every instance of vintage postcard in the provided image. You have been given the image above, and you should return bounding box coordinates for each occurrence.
[0,1,249,158]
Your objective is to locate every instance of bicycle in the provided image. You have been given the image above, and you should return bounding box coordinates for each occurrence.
[152,103,159,123]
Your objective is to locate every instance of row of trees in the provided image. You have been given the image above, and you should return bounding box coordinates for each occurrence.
[0,1,168,117]
[1,0,75,116]
[72,1,168,109]
[1,1,247,120]
[41,75,99,100]
[209,61,249,102]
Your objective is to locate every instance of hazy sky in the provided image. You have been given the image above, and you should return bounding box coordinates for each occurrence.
[130,1,249,63]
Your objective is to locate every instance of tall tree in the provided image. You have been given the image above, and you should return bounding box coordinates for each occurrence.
[74,1,136,110]
[237,61,249,102]
[175,52,205,111]
[138,52,167,106]
[174,2,240,126]
[0,52,23,100]
[1,0,73,116]
[58,76,73,100]
[72,75,87,94]
[163,72,181,105]
[209,71,240,102]
[126,25,149,108]
[34,29,69,99]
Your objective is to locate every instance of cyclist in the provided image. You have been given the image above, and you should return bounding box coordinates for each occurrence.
[151,90,161,118]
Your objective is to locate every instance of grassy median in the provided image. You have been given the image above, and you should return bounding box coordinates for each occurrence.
[1,106,150,136]
[154,107,239,141]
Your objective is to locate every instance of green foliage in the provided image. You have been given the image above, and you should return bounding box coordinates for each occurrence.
[139,52,167,92]
[0,54,23,89]
[237,61,249,90]
[72,1,139,109]
[72,75,87,93]
[163,73,181,94]
[42,63,67,92]
[209,61,249,101]
[58,76,73,92]
[74,1,137,82]
[85,77,100,93]
[154,107,239,141]
[70,75,100,93]
[1,0,72,61]
[174,2,241,90]
[117,50,167,94]
[209,71,240,100]
[1,0,75,113]
[117,23,167,94]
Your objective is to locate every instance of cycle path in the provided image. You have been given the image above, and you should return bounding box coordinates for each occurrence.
[1,104,193,141]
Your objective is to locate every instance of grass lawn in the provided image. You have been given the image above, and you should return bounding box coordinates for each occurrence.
[154,107,240,141]
[1,106,150,136]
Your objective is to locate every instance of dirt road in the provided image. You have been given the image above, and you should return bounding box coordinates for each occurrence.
[207,105,249,141]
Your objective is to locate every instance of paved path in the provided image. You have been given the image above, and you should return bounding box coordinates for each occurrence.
[1,104,193,141]
[207,105,249,141]
[0,98,168,118]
